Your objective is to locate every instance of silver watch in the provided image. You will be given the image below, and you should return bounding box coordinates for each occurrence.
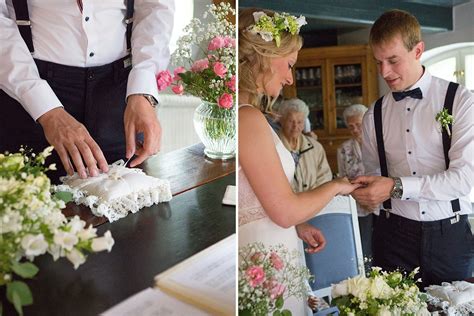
[138,94,158,108]
[390,177,403,199]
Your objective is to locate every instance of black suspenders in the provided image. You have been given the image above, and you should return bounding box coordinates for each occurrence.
[373,82,460,214]
[12,0,134,54]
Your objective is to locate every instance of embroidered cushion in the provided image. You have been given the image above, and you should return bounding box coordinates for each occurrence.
[55,161,172,222]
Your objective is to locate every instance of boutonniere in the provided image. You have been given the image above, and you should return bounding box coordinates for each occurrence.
[435,108,454,137]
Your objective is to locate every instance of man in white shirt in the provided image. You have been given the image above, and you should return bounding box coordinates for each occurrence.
[351,9,473,288]
[0,0,174,182]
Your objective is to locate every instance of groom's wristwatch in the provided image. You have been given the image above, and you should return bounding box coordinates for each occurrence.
[129,94,158,108]
[390,177,403,199]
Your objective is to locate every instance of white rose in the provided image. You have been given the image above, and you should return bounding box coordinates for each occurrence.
[91,231,114,252]
[252,11,267,23]
[347,275,371,300]
[54,230,78,251]
[66,248,86,269]
[21,234,48,258]
[331,279,348,297]
[370,276,393,299]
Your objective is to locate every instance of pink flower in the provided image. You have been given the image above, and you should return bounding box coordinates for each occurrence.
[270,283,286,299]
[246,266,265,287]
[223,36,236,48]
[156,70,173,91]
[218,93,233,109]
[270,252,284,271]
[226,75,236,92]
[208,36,226,50]
[172,84,184,95]
[213,62,227,78]
[173,66,186,80]
[191,58,209,72]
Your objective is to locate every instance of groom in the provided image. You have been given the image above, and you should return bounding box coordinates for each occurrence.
[351,9,473,288]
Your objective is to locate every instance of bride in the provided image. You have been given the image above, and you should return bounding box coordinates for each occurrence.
[238,8,360,315]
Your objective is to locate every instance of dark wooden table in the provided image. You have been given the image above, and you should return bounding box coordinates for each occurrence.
[2,144,236,316]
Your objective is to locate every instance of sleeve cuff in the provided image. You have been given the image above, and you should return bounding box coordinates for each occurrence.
[126,68,159,103]
[20,81,63,121]
[400,176,421,200]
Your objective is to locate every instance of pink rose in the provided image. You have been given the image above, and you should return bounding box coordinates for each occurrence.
[218,93,233,109]
[270,252,284,271]
[213,62,227,78]
[172,84,184,95]
[191,58,209,72]
[226,75,236,92]
[173,66,186,80]
[270,283,286,299]
[208,36,226,50]
[223,36,236,48]
[156,70,173,91]
[246,266,265,287]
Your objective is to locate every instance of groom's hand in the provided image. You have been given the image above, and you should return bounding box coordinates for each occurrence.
[296,223,326,254]
[350,175,394,209]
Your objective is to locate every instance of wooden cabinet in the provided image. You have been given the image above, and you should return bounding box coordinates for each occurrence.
[283,45,379,173]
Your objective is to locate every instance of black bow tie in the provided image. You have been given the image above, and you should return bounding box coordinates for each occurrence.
[392,87,423,101]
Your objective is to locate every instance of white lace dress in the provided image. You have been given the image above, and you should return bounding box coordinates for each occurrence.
[239,122,309,315]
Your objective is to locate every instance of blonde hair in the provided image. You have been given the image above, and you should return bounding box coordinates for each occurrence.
[239,8,303,113]
[369,9,421,51]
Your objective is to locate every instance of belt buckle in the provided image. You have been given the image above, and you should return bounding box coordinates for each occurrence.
[450,213,460,224]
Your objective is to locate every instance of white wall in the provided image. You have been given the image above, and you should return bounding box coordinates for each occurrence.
[337,2,474,97]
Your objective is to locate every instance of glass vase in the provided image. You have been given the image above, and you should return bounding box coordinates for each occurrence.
[193,101,236,160]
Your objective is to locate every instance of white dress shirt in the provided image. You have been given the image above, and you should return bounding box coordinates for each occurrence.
[362,70,474,221]
[0,0,174,121]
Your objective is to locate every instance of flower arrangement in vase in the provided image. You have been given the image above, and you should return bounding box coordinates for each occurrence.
[0,147,114,315]
[156,2,236,160]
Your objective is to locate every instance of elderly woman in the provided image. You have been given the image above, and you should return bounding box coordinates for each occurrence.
[277,98,332,193]
[337,104,374,261]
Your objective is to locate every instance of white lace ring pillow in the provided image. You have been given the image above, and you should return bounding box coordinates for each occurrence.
[56,161,172,222]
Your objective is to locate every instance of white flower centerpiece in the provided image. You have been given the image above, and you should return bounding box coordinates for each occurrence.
[331,267,430,316]
[0,147,114,315]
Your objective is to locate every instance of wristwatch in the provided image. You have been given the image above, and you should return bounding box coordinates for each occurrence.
[136,94,159,108]
[390,177,403,199]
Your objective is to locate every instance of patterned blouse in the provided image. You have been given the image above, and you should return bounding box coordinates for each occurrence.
[337,138,364,179]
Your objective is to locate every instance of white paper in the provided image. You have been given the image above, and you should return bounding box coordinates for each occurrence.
[222,185,236,206]
[164,234,236,308]
[101,288,210,316]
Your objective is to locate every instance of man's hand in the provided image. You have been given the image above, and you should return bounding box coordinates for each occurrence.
[124,95,162,167]
[350,175,394,209]
[296,222,326,254]
[38,107,108,178]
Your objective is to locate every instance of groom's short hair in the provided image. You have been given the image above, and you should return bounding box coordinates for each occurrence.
[369,9,421,52]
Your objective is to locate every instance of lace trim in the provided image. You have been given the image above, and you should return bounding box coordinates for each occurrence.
[239,206,267,226]
[54,160,172,222]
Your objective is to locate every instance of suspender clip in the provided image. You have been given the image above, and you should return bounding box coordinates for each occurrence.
[125,17,134,24]
[16,20,31,26]
[450,212,460,224]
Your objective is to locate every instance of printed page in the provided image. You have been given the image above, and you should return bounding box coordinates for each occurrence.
[155,234,236,315]
[101,287,210,316]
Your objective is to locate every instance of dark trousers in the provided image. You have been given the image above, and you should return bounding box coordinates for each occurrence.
[373,210,474,289]
[0,56,131,183]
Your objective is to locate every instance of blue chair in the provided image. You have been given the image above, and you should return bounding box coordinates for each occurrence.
[304,196,364,315]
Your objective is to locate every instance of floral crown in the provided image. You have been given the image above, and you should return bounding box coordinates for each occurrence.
[246,11,307,47]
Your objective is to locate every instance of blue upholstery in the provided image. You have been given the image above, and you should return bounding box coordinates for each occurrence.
[305,213,360,291]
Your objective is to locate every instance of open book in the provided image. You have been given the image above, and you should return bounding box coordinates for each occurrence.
[154,234,236,315]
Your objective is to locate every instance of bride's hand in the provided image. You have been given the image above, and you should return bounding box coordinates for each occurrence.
[296,222,326,254]
[333,177,362,195]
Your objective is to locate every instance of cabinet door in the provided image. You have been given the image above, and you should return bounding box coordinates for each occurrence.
[327,57,366,135]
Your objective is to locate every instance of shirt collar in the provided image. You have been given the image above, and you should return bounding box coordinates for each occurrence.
[407,66,432,97]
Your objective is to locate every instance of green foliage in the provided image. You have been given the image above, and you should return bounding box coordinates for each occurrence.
[7,281,33,315]
[11,262,38,279]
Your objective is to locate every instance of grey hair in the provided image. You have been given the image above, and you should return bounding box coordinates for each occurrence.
[343,104,367,124]
[278,98,310,118]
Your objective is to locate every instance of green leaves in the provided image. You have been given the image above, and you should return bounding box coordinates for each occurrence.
[6,281,33,316]
[275,296,284,309]
[12,262,39,279]
[54,191,73,204]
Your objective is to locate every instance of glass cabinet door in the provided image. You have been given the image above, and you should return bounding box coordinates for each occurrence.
[294,66,324,130]
[332,63,364,130]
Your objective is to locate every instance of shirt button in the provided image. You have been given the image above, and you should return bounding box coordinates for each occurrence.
[412,171,416,175]
[89,52,94,57]
[407,108,411,111]
[406,129,410,132]
[422,211,426,215]
[85,16,90,21]
[406,198,410,200]
[408,151,412,154]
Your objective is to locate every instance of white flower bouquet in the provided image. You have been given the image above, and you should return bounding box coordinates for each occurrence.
[331,267,430,316]
[238,242,313,316]
[0,147,114,315]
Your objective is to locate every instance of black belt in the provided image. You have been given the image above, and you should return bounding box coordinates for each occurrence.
[379,210,466,230]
